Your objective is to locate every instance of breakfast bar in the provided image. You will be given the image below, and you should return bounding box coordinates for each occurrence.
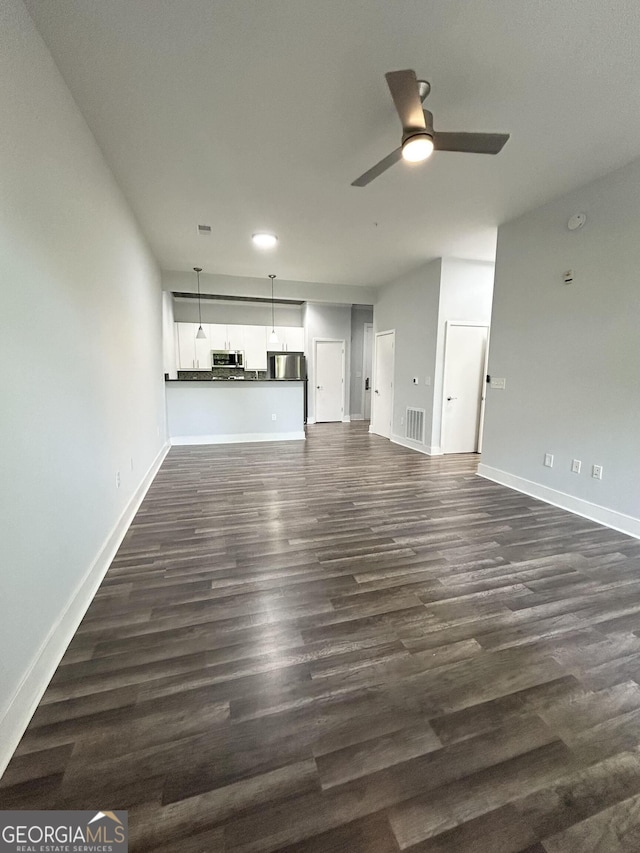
[165,379,306,445]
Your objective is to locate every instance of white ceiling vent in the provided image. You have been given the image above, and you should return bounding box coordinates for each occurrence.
[405,407,425,443]
[197,224,212,236]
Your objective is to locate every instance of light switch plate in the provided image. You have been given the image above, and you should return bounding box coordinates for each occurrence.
[544,453,554,468]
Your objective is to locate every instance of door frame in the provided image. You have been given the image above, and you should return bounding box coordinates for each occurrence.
[313,337,346,423]
[371,329,395,438]
[361,322,373,421]
[440,321,490,454]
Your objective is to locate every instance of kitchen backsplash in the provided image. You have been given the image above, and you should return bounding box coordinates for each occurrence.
[176,368,268,381]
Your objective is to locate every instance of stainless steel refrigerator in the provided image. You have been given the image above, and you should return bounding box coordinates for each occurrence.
[267,352,306,380]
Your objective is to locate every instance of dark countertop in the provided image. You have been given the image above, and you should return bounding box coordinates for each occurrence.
[165,378,305,383]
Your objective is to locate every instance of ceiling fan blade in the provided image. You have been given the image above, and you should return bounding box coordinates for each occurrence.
[433,131,510,154]
[385,70,426,132]
[351,147,403,187]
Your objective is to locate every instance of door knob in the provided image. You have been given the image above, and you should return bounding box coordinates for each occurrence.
[447,396,457,401]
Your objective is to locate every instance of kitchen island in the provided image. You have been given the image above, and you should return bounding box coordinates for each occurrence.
[165,379,305,445]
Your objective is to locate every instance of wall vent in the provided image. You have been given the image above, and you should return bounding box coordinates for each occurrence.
[405,407,425,443]
[197,224,212,236]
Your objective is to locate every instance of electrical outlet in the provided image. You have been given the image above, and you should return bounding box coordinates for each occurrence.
[592,464,603,480]
[116,471,121,488]
[412,377,419,385]
[571,459,581,474]
[490,377,506,389]
[271,413,277,421]
[544,453,554,468]
[400,416,404,425]
[130,457,134,471]
[425,376,431,386]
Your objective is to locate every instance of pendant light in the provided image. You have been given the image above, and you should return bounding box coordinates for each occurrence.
[268,274,279,345]
[194,266,206,339]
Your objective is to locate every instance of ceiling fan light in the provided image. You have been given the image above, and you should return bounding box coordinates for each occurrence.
[401,134,434,162]
[252,232,278,249]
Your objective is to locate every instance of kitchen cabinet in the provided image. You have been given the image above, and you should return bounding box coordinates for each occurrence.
[177,323,196,369]
[241,325,267,370]
[208,324,228,350]
[176,323,212,369]
[195,331,212,369]
[206,324,246,351]
[175,322,304,369]
[226,326,246,351]
[273,326,305,352]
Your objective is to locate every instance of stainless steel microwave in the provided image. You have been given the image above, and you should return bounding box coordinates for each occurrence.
[212,350,244,367]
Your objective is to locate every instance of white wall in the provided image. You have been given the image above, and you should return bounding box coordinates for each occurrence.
[374,258,494,453]
[374,260,442,447]
[350,306,374,418]
[0,0,167,773]
[480,156,640,535]
[162,291,178,379]
[172,297,303,328]
[431,258,494,449]
[163,270,376,306]
[303,303,352,422]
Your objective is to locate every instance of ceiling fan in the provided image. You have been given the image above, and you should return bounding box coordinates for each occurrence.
[352,69,510,187]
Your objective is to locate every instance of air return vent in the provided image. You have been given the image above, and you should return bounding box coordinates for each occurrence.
[197,224,212,236]
[405,407,425,442]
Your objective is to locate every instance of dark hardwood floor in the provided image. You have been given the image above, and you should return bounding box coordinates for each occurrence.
[3,422,640,851]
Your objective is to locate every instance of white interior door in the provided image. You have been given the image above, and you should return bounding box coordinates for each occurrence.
[363,323,373,421]
[372,331,394,438]
[442,324,488,454]
[315,340,344,422]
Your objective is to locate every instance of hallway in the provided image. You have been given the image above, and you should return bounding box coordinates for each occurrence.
[2,423,640,852]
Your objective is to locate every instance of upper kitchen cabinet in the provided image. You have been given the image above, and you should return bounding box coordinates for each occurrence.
[176,323,195,369]
[273,327,305,352]
[207,324,246,351]
[177,322,212,369]
[241,326,267,370]
[226,325,245,351]
[208,324,228,350]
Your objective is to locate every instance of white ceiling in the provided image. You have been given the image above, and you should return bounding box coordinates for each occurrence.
[25,0,640,287]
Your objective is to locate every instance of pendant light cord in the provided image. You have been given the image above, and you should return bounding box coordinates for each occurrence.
[195,267,203,327]
[269,274,276,332]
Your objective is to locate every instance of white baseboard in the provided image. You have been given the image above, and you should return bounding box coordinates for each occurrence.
[171,431,305,445]
[341,416,351,423]
[307,417,316,425]
[350,414,364,421]
[0,441,170,780]
[391,433,443,456]
[477,464,640,540]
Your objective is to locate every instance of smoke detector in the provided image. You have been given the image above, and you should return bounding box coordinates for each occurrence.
[567,213,586,231]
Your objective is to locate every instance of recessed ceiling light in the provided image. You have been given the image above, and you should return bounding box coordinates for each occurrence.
[252,232,278,249]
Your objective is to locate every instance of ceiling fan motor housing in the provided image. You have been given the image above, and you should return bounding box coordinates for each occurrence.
[402,109,434,145]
